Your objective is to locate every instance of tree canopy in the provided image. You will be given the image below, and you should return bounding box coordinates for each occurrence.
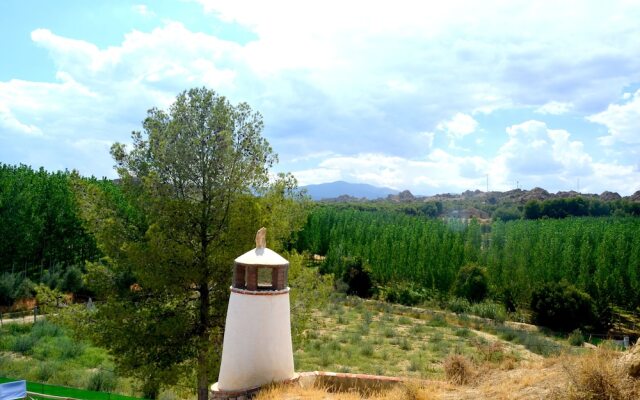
[74,88,306,399]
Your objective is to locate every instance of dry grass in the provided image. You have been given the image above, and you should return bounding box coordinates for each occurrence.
[556,347,640,400]
[443,354,475,385]
[254,381,438,400]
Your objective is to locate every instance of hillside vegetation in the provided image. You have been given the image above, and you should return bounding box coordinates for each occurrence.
[296,206,640,331]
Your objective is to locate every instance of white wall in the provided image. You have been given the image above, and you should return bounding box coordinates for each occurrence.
[217,291,295,391]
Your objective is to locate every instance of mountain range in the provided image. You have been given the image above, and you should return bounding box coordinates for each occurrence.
[301,181,398,200]
[301,181,640,203]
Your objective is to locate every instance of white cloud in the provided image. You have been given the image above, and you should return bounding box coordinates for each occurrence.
[0,103,43,136]
[193,0,640,114]
[3,1,640,194]
[437,113,478,141]
[294,151,489,193]
[498,120,592,177]
[588,89,640,145]
[292,167,342,186]
[289,119,640,195]
[535,101,574,115]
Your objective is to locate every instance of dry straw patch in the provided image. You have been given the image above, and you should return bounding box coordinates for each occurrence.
[254,381,437,400]
[555,346,640,400]
[443,354,475,385]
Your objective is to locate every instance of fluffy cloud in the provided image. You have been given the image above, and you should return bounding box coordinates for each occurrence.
[292,120,640,195]
[588,89,640,145]
[293,151,489,193]
[2,1,640,193]
[500,121,586,175]
[436,113,478,141]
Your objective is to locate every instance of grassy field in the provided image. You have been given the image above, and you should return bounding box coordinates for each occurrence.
[0,296,586,399]
[294,295,572,379]
[0,320,140,397]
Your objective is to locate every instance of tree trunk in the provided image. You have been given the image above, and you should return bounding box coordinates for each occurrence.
[197,283,210,400]
[142,379,160,399]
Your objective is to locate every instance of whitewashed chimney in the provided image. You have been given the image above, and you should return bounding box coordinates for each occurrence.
[212,228,296,398]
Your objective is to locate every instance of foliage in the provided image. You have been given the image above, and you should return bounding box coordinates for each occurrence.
[0,273,35,306]
[0,164,100,278]
[451,264,488,303]
[73,88,304,399]
[34,283,66,314]
[468,301,507,322]
[530,281,595,332]
[298,207,475,291]
[568,329,585,346]
[341,256,373,298]
[0,321,137,397]
[298,207,640,317]
[524,197,640,220]
[377,282,436,306]
[87,370,118,392]
[491,206,522,221]
[286,250,334,343]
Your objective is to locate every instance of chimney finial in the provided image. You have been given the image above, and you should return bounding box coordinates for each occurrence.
[255,227,267,249]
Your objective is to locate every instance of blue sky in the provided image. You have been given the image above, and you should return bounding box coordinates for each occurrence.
[1,0,640,195]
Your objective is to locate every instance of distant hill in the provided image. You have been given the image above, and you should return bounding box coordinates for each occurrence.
[302,181,399,200]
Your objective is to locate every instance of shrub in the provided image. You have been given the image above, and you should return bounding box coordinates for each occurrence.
[562,347,639,400]
[61,265,84,293]
[383,326,395,338]
[447,297,471,314]
[451,264,488,303]
[0,273,17,305]
[57,337,85,359]
[30,321,62,339]
[427,314,447,327]
[360,342,374,357]
[568,329,585,346]
[444,354,474,385]
[0,273,35,306]
[86,370,117,392]
[379,282,433,306]
[342,257,373,298]
[468,301,507,322]
[11,335,36,354]
[34,362,56,382]
[530,281,595,332]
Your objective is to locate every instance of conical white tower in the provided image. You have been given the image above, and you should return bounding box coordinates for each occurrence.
[211,228,296,398]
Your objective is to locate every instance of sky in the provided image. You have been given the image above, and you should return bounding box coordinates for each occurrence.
[1,0,640,195]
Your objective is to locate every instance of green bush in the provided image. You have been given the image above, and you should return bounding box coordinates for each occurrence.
[568,329,585,346]
[11,335,36,354]
[451,264,488,303]
[34,362,57,382]
[447,297,471,314]
[530,281,595,332]
[468,301,507,322]
[379,282,434,306]
[57,337,86,359]
[341,257,373,298]
[61,265,84,293]
[86,369,117,392]
[0,273,35,306]
[30,321,63,339]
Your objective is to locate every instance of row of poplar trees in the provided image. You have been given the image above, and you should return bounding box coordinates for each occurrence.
[297,207,640,310]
